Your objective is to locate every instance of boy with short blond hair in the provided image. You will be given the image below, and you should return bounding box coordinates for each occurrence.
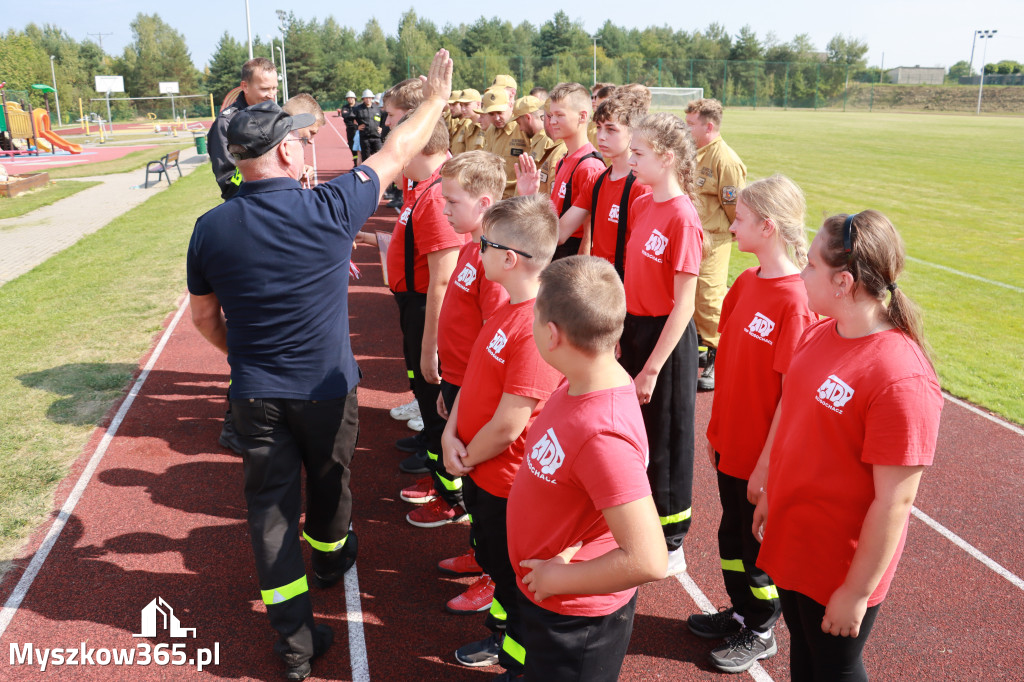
[508,255,666,681]
[442,194,562,676]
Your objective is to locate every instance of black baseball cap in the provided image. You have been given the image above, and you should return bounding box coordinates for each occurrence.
[227,101,315,159]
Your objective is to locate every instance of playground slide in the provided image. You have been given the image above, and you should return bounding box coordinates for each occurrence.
[31,108,82,154]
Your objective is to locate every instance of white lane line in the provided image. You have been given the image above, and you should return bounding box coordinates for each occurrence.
[675,572,774,682]
[0,297,190,640]
[345,560,371,681]
[943,392,1024,438]
[911,506,1024,593]
[322,115,350,147]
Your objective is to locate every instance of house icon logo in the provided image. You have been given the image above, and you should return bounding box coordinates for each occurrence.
[133,597,196,638]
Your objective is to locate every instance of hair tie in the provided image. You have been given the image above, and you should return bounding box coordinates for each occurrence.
[886,282,897,293]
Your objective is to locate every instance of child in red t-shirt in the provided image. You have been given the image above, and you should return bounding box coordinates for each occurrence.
[555,88,652,278]
[618,112,704,577]
[400,151,509,615]
[441,194,563,676]
[507,255,667,681]
[514,82,605,260]
[754,210,943,680]
[687,174,817,673]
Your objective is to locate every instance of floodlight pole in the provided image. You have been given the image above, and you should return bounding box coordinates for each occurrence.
[276,45,289,102]
[244,0,254,59]
[49,55,62,127]
[592,36,599,87]
[975,29,996,115]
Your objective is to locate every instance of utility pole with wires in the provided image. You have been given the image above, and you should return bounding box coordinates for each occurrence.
[86,32,114,53]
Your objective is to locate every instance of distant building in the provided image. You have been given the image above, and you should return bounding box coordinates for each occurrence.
[887,67,945,85]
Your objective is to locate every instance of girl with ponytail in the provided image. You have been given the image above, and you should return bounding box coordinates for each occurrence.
[753,210,943,681]
[689,174,817,672]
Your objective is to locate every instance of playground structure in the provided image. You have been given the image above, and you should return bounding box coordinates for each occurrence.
[1,83,82,157]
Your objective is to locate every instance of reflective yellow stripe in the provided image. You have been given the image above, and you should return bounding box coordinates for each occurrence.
[230,168,243,186]
[427,450,439,462]
[660,508,692,526]
[721,558,744,572]
[260,575,308,605]
[751,584,780,601]
[467,513,474,524]
[501,633,525,665]
[489,597,507,621]
[407,370,415,379]
[303,531,348,553]
[438,475,462,492]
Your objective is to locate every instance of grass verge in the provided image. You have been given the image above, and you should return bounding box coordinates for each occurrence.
[0,166,219,574]
[0,181,102,221]
[46,142,195,179]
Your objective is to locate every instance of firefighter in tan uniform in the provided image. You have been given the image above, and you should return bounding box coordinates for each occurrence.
[450,89,484,156]
[684,98,747,392]
[512,95,566,198]
[478,87,528,198]
[445,90,463,138]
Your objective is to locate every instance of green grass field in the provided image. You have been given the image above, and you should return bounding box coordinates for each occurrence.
[716,110,1024,424]
[0,180,101,221]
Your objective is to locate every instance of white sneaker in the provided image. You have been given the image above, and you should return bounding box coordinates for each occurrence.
[390,399,420,421]
[665,547,687,577]
[407,415,424,432]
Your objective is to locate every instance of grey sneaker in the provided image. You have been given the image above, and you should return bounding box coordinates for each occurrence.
[709,627,777,673]
[697,346,716,391]
[455,632,501,667]
[687,606,742,639]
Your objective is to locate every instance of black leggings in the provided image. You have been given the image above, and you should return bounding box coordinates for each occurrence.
[778,588,881,682]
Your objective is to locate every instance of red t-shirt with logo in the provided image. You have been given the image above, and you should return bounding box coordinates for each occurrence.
[437,241,509,387]
[572,170,651,266]
[756,319,943,608]
[387,166,467,294]
[707,268,817,479]
[623,193,704,316]
[508,381,651,616]
[457,299,564,498]
[551,144,605,238]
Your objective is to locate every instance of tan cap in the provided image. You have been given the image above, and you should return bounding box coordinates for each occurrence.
[476,88,510,114]
[458,88,481,103]
[513,95,542,119]
[492,74,517,90]
[448,89,463,104]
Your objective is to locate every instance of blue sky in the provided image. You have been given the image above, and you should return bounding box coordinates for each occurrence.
[6,0,1022,73]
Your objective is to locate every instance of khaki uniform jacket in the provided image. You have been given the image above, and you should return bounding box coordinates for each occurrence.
[450,119,484,156]
[529,132,567,199]
[694,136,747,236]
[485,120,529,199]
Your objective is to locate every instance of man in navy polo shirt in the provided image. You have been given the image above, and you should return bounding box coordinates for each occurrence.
[187,49,454,681]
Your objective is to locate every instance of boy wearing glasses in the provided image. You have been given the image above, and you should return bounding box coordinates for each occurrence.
[442,194,562,677]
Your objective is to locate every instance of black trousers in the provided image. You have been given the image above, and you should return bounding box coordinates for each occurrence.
[518,591,638,682]
[360,135,382,163]
[779,588,881,682]
[345,128,357,159]
[462,476,523,675]
[715,467,781,632]
[552,236,582,261]
[231,387,358,666]
[393,292,445,470]
[619,313,697,550]
[431,379,463,506]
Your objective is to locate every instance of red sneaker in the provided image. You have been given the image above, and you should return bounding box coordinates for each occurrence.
[400,476,436,504]
[406,498,468,528]
[438,548,482,576]
[446,575,494,614]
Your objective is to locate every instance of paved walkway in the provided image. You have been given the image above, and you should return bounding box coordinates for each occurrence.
[0,151,208,286]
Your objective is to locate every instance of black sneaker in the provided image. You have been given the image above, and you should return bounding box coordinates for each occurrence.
[709,627,777,674]
[399,449,430,474]
[283,624,333,680]
[687,606,742,639]
[218,410,244,454]
[311,531,359,589]
[396,431,427,453]
[697,346,716,392]
[454,632,501,667]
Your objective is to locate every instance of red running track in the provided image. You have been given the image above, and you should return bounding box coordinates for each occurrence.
[1,118,1022,682]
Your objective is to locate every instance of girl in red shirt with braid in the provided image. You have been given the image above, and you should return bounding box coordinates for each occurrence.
[754,210,943,681]
[618,112,704,576]
[687,174,817,674]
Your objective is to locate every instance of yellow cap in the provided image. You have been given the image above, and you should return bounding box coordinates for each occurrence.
[458,88,482,103]
[512,95,542,119]
[476,88,510,114]
[492,74,517,90]
[448,89,463,104]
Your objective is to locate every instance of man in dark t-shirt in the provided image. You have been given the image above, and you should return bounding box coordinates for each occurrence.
[187,50,454,681]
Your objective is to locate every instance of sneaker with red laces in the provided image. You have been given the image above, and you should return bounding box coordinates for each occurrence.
[438,548,483,576]
[446,575,494,614]
[406,498,468,528]
[400,476,436,504]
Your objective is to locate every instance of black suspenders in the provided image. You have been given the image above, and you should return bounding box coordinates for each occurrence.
[590,168,637,280]
[403,177,443,292]
[557,151,603,217]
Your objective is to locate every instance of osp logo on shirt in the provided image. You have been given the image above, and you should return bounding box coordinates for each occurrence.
[455,262,477,291]
[398,207,413,226]
[558,181,567,199]
[744,312,776,345]
[608,203,620,222]
[643,229,669,262]
[487,329,508,363]
[816,374,854,414]
[528,427,565,481]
